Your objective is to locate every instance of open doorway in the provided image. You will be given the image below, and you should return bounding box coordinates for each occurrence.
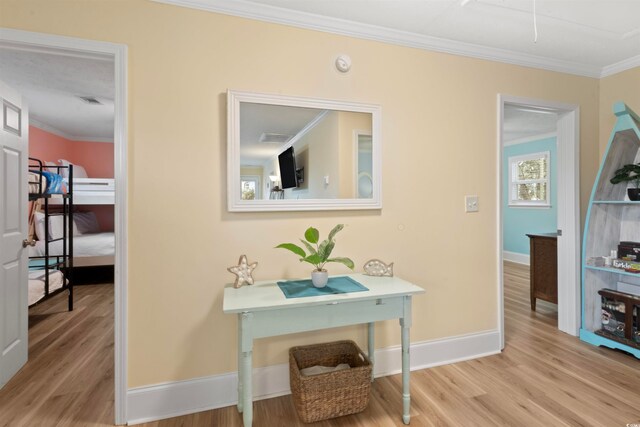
[497,95,580,349]
[0,29,127,424]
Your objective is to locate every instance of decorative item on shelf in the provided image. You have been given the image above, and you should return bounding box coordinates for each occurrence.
[618,241,640,260]
[612,259,640,270]
[275,224,354,288]
[363,259,394,277]
[587,257,605,267]
[227,255,258,288]
[610,163,640,200]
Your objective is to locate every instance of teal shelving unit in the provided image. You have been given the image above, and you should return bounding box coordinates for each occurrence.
[581,102,640,358]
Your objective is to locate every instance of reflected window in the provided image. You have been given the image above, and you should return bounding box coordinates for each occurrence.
[241,176,261,200]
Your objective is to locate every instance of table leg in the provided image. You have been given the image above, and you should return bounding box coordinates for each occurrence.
[368,322,375,382]
[237,315,243,413]
[401,296,412,425]
[239,312,253,426]
[242,349,253,426]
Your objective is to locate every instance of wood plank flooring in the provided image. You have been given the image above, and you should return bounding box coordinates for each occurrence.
[0,284,114,427]
[1,263,639,426]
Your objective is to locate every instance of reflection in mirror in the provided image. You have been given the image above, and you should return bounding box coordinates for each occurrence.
[228,90,381,212]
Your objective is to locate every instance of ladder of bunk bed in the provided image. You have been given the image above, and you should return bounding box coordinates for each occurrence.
[29,159,74,311]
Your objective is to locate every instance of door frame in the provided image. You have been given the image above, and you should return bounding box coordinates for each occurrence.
[0,28,128,424]
[497,94,580,348]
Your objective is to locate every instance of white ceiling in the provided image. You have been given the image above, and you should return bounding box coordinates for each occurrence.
[240,103,324,165]
[503,104,557,143]
[0,47,114,142]
[157,0,640,77]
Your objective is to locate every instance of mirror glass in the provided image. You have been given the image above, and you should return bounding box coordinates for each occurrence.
[228,91,381,211]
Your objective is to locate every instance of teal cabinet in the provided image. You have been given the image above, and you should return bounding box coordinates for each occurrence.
[580,102,640,358]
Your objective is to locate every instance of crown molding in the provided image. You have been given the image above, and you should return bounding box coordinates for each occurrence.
[503,131,557,146]
[0,28,115,61]
[600,54,640,78]
[152,0,606,78]
[31,119,114,143]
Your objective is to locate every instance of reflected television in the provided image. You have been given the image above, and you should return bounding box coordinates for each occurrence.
[278,147,298,189]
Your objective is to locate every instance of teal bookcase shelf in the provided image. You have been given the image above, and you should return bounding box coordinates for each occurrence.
[581,102,640,358]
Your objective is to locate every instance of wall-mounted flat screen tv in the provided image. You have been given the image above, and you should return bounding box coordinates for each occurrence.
[278,146,298,189]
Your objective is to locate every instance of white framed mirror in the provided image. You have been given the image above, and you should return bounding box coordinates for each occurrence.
[227,90,382,212]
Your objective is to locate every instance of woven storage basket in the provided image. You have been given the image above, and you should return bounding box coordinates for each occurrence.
[289,340,372,423]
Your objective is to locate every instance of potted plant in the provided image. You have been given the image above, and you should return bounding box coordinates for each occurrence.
[610,163,640,200]
[276,224,354,288]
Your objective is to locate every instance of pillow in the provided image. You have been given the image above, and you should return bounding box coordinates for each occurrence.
[71,164,88,179]
[45,161,57,173]
[58,159,89,179]
[34,212,45,241]
[73,211,100,235]
[34,213,66,241]
[48,215,66,240]
[58,159,71,179]
[34,211,100,241]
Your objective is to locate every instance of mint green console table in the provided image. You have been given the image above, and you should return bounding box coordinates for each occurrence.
[223,273,425,426]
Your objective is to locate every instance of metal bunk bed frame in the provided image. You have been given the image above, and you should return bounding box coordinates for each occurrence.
[28,158,74,311]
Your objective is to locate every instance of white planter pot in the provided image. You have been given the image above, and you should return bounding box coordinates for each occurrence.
[311,270,329,288]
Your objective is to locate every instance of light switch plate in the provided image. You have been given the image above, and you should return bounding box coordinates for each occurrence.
[465,195,479,212]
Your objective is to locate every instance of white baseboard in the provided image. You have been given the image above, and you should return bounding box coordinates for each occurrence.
[126,329,501,425]
[503,251,530,265]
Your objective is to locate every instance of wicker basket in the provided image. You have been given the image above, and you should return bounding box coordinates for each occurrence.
[289,340,372,423]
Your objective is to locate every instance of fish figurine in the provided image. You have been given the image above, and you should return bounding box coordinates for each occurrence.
[363,259,394,277]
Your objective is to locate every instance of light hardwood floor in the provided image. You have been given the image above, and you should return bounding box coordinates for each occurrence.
[2,264,639,426]
[0,285,114,427]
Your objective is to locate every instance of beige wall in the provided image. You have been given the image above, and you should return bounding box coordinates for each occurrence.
[289,111,339,199]
[599,67,640,156]
[2,0,601,388]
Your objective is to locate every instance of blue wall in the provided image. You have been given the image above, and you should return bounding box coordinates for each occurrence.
[503,136,557,255]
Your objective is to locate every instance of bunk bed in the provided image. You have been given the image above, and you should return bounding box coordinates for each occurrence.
[47,159,115,267]
[59,159,115,205]
[27,158,74,310]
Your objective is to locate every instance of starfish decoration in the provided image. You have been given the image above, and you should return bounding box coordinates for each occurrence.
[227,255,258,288]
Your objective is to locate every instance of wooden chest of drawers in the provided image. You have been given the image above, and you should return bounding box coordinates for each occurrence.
[526,233,558,310]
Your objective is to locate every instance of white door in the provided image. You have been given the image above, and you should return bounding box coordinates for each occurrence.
[0,80,29,389]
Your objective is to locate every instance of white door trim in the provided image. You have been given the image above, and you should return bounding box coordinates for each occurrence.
[0,28,129,425]
[497,94,580,348]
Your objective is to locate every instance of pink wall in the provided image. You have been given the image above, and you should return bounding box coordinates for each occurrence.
[30,125,114,232]
[29,126,114,178]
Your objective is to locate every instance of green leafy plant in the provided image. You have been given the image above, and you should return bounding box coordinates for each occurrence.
[276,224,355,272]
[610,163,640,188]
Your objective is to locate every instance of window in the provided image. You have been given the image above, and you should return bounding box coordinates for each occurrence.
[508,151,550,207]
[240,176,261,200]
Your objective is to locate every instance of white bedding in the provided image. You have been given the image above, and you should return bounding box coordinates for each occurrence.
[29,232,115,258]
[28,269,66,305]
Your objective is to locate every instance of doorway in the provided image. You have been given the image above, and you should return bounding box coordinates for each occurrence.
[0,29,127,424]
[497,95,580,349]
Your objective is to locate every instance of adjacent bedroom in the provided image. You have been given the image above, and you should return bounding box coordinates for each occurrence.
[0,44,117,421]
[0,48,116,293]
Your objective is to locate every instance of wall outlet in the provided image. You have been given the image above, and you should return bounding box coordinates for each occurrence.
[465,195,479,213]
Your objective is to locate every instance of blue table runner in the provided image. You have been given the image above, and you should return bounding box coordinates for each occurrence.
[277,276,368,298]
